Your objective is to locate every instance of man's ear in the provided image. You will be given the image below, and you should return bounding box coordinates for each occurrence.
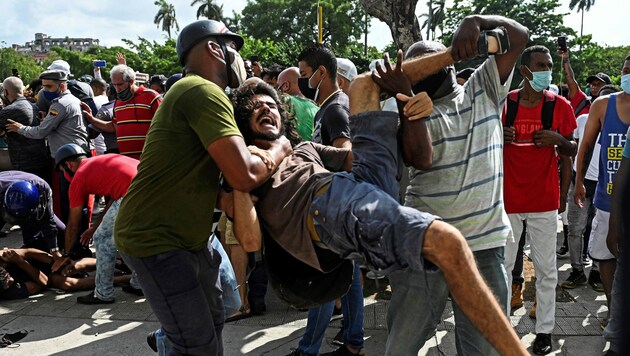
[207,41,224,60]
[519,64,530,80]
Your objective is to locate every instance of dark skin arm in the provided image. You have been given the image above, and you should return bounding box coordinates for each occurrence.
[558,49,579,100]
[451,15,529,84]
[208,135,292,192]
[608,155,629,257]
[372,50,433,169]
[575,97,605,206]
[1,250,48,290]
[52,206,83,272]
[558,153,572,214]
[532,130,577,156]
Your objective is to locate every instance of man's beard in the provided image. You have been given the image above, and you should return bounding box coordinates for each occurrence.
[248,130,284,142]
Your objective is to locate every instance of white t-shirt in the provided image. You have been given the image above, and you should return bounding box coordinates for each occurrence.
[574,113,600,181]
[406,56,514,251]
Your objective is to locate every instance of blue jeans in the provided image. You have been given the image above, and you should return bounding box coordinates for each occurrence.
[311,112,436,275]
[93,198,138,301]
[297,263,364,355]
[386,247,508,356]
[122,246,224,356]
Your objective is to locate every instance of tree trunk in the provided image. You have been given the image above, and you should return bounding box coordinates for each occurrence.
[361,0,422,50]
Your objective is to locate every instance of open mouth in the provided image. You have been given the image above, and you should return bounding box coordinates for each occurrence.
[257,115,276,129]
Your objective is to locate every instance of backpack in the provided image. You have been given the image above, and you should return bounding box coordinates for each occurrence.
[263,227,354,309]
[505,89,556,129]
[573,96,590,117]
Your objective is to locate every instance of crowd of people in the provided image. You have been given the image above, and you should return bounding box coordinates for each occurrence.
[0,13,627,356]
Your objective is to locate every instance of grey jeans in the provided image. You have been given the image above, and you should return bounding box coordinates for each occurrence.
[122,247,224,356]
[567,179,598,271]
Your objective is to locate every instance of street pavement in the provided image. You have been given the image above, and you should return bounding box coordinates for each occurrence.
[0,227,611,355]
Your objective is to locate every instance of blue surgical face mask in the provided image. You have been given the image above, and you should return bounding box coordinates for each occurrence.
[525,67,552,93]
[621,73,630,95]
[43,86,59,101]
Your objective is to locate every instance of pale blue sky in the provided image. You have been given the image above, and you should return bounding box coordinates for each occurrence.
[1,0,627,52]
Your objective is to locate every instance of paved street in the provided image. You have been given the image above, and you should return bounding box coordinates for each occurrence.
[0,227,610,355]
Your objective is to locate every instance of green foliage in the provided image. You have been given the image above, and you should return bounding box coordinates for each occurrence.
[567,39,630,86]
[240,0,366,51]
[442,0,577,88]
[0,48,45,82]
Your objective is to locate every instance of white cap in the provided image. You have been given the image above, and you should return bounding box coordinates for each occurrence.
[48,60,71,74]
[336,58,357,82]
[369,59,385,72]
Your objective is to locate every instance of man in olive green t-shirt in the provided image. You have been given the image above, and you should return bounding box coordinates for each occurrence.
[114,20,291,355]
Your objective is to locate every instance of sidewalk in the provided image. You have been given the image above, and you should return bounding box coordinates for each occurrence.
[0,228,610,355]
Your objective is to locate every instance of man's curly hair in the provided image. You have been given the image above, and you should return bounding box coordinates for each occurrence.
[230,80,301,147]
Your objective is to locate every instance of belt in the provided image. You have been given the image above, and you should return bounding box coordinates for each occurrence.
[307,183,331,242]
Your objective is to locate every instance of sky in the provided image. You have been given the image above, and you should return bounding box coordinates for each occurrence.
[1,0,628,53]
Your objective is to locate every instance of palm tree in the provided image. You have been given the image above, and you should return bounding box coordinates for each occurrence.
[190,0,224,21]
[419,0,445,40]
[569,0,595,38]
[154,0,180,39]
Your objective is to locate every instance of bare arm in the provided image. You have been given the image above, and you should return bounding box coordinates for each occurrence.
[574,98,605,206]
[450,15,529,84]
[81,102,115,133]
[372,51,433,169]
[558,153,572,213]
[232,191,262,252]
[208,135,292,192]
[52,206,83,272]
[559,49,579,99]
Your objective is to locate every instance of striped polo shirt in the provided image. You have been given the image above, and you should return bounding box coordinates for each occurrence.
[113,86,162,159]
[405,57,514,251]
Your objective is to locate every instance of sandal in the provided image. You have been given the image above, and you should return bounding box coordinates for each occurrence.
[225,306,251,322]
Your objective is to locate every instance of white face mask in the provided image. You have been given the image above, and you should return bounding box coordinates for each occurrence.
[212,43,247,88]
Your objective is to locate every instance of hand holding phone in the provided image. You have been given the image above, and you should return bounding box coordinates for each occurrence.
[557,36,568,52]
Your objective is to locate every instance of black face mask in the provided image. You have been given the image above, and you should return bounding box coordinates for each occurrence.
[412,68,450,98]
[116,85,133,102]
[298,78,317,101]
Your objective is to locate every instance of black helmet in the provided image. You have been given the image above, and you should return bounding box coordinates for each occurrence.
[55,143,87,170]
[176,19,244,66]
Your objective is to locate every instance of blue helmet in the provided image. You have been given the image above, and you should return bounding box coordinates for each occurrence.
[3,181,40,219]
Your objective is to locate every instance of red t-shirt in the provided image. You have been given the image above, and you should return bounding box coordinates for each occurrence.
[570,89,590,117]
[113,86,162,160]
[69,154,139,209]
[502,91,577,213]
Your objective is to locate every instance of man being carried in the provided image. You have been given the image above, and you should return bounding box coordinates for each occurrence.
[226,52,527,355]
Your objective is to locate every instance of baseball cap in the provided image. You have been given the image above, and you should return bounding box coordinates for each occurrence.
[586,72,611,85]
[336,58,357,82]
[47,60,71,75]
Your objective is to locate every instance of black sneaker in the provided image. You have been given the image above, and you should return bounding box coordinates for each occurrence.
[122,284,144,296]
[77,292,115,305]
[561,269,587,289]
[533,333,552,355]
[556,244,568,257]
[285,350,306,356]
[332,327,344,346]
[147,330,157,352]
[588,270,604,292]
[320,345,362,355]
